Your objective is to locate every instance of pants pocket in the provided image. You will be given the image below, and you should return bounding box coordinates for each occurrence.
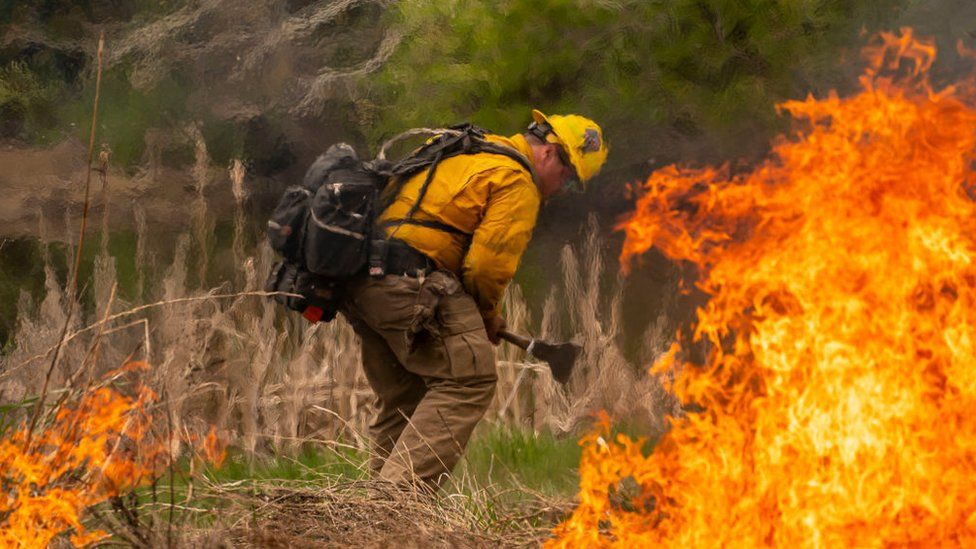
[443,330,496,379]
[436,291,495,379]
[436,290,484,334]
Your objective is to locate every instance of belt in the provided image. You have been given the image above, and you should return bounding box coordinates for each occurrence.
[385,239,435,277]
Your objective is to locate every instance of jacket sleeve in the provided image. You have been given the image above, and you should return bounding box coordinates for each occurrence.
[461,169,541,319]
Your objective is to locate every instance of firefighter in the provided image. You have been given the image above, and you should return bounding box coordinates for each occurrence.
[340,110,608,488]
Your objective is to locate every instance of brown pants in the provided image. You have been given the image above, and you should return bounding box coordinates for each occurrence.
[341,271,496,488]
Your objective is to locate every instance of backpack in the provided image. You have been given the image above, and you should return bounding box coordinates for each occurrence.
[264,123,535,323]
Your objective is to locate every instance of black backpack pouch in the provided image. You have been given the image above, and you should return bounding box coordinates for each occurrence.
[266,186,312,260]
[267,143,364,261]
[304,166,383,278]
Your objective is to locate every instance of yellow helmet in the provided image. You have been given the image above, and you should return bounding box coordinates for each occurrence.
[529,109,608,184]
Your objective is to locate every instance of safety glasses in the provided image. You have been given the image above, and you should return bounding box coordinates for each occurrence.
[554,144,582,193]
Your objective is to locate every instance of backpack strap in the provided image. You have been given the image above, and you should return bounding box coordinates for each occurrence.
[385,125,535,197]
[378,218,471,236]
[385,148,447,240]
[380,124,536,240]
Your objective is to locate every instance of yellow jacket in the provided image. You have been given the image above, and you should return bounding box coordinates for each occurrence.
[379,133,540,319]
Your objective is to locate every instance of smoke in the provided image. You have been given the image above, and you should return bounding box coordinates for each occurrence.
[894,0,976,81]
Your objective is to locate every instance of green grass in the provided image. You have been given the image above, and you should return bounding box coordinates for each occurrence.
[100,443,371,531]
[460,424,583,497]
[184,424,585,497]
[147,424,655,499]
[206,444,369,484]
[186,423,588,498]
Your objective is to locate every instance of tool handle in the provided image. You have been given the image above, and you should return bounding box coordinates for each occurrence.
[498,329,532,349]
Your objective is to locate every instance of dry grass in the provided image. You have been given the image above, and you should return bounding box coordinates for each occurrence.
[136,467,572,548]
[1,223,675,459]
[0,137,679,544]
[496,215,682,435]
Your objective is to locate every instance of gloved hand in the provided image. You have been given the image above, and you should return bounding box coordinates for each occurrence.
[483,314,507,346]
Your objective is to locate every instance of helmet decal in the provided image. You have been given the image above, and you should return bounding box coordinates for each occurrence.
[581,128,602,154]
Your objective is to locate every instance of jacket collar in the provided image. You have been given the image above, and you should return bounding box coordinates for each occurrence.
[483,133,539,186]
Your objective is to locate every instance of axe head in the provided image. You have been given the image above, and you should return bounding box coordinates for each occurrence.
[531,339,582,384]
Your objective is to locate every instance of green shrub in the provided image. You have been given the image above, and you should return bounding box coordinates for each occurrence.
[0,61,64,139]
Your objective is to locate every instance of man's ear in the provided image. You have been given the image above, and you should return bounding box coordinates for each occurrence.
[542,143,558,161]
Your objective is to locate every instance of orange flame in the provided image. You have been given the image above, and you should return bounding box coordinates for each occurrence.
[553,29,976,546]
[0,369,164,546]
[203,426,227,469]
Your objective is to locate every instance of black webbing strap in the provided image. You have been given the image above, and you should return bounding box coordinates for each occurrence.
[383,128,536,242]
[403,148,444,223]
[386,149,445,242]
[380,218,471,237]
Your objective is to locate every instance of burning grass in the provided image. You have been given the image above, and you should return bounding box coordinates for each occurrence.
[0,365,159,547]
[25,425,585,546]
[553,29,976,546]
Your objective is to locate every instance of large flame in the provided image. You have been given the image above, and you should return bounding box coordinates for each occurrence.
[0,364,164,547]
[553,29,976,546]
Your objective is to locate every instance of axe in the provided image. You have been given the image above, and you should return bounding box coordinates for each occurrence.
[498,330,581,384]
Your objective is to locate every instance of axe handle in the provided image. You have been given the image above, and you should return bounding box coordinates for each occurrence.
[498,329,532,349]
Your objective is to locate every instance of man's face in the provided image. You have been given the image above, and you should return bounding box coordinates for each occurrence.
[534,143,579,198]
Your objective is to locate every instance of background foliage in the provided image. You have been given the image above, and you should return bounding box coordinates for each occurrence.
[368,0,905,170]
[2,0,912,170]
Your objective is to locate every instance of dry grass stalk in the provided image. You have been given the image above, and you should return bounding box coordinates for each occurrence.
[490,215,679,436]
[24,31,105,449]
